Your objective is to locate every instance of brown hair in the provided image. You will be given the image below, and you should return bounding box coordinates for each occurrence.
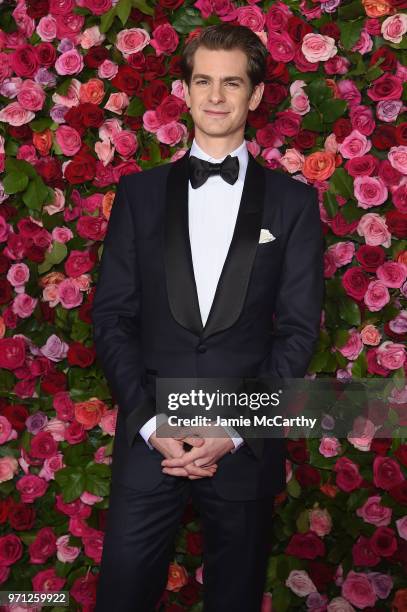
[180,24,267,96]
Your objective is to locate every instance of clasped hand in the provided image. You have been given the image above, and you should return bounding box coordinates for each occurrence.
[149,424,235,480]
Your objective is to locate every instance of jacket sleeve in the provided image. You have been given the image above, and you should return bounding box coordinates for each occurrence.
[241,187,325,460]
[91,174,155,448]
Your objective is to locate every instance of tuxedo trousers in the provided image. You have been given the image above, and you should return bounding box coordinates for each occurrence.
[95,472,275,612]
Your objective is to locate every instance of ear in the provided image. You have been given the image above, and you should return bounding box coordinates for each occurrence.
[249,82,264,112]
[182,80,190,108]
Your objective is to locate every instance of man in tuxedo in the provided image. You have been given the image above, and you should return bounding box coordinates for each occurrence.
[93,23,324,612]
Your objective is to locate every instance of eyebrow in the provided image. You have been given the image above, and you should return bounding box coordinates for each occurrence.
[192,74,245,83]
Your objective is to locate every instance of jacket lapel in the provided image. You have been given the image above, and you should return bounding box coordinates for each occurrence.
[164,146,265,340]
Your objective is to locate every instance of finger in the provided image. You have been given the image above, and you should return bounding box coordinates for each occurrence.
[162,467,189,477]
[184,464,216,478]
[161,447,204,467]
[182,436,204,446]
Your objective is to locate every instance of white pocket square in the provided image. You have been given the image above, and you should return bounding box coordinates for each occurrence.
[258,229,276,244]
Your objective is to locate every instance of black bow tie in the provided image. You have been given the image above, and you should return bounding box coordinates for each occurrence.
[188,154,239,189]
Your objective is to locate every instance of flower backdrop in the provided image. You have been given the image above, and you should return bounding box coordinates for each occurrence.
[0,0,406,610]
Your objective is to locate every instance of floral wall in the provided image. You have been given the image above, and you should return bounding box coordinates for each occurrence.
[0,0,406,610]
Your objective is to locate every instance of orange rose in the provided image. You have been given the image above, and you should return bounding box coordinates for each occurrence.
[361,324,381,346]
[303,151,336,181]
[166,562,188,592]
[79,78,105,105]
[392,589,407,611]
[361,0,393,17]
[320,483,339,498]
[396,250,407,267]
[102,191,115,220]
[33,129,52,156]
[74,398,108,430]
[39,271,65,288]
[325,78,339,98]
[0,317,5,339]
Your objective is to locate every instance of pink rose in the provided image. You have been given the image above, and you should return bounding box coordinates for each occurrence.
[393,183,407,214]
[376,100,403,123]
[7,263,29,288]
[104,92,129,114]
[341,571,376,609]
[115,28,150,56]
[52,227,74,243]
[143,109,160,133]
[112,130,138,158]
[338,329,363,360]
[32,568,65,593]
[82,528,104,563]
[55,49,84,76]
[356,495,392,526]
[309,508,332,537]
[0,456,18,482]
[338,130,372,159]
[55,125,82,156]
[99,409,117,435]
[376,261,407,288]
[267,31,296,62]
[150,23,179,56]
[376,341,405,370]
[0,416,16,445]
[279,148,304,173]
[381,13,407,44]
[357,213,391,248]
[80,491,103,505]
[388,145,407,175]
[235,6,266,32]
[327,597,355,611]
[98,59,118,80]
[349,105,375,136]
[57,278,83,309]
[12,293,37,318]
[156,121,187,146]
[319,436,341,458]
[338,80,363,108]
[38,453,65,480]
[327,241,355,267]
[396,516,407,540]
[37,15,58,42]
[301,33,337,63]
[0,102,35,126]
[364,280,390,311]
[80,25,106,49]
[354,176,388,209]
[56,535,81,563]
[285,570,317,597]
[17,80,46,112]
[360,324,381,346]
[40,334,69,362]
[16,474,48,503]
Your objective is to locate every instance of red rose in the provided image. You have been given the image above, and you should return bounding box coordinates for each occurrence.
[26,0,49,18]
[26,244,46,263]
[296,464,321,487]
[81,103,105,128]
[0,279,12,305]
[168,55,182,77]
[64,107,86,136]
[34,43,56,68]
[0,499,12,524]
[275,110,301,137]
[70,573,98,607]
[372,125,397,150]
[29,527,57,564]
[10,45,38,78]
[342,267,370,300]
[334,456,363,492]
[262,83,288,107]
[179,578,200,607]
[79,300,93,324]
[30,431,58,459]
[141,79,169,110]
[345,154,379,177]
[1,404,29,433]
[127,51,146,72]
[67,342,96,368]
[389,481,407,505]
[320,22,341,41]
[111,65,143,96]
[65,157,96,185]
[373,455,404,490]
[84,46,109,69]
[35,157,63,187]
[396,122,407,145]
[369,47,397,72]
[294,130,317,150]
[333,118,352,143]
[247,102,269,129]
[186,532,203,556]
[41,371,67,395]
[143,55,167,80]
[370,527,398,557]
[0,338,26,370]
[355,245,386,272]
[65,420,87,444]
[76,216,107,241]
[367,348,390,376]
[386,210,407,239]
[286,532,325,559]
[287,15,313,42]
[379,159,403,186]
[370,438,392,455]
[367,74,403,101]
[8,502,36,531]
[158,0,184,9]
[352,536,380,567]
[156,95,185,125]
[307,561,335,592]
[64,250,95,278]
[287,439,309,463]
[0,534,23,565]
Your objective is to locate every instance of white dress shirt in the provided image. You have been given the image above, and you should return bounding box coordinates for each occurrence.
[139,138,247,452]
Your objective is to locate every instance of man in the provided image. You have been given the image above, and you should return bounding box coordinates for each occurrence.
[93,23,324,612]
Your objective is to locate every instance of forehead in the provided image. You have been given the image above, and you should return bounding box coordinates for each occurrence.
[192,47,249,78]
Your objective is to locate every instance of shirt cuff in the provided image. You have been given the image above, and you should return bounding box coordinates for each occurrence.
[138,413,168,450]
[221,424,245,454]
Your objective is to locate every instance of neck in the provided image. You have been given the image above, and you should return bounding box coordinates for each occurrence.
[193,132,245,159]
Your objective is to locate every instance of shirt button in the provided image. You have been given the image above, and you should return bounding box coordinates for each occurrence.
[196,344,207,353]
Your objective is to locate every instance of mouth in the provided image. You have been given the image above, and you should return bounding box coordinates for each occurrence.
[204,110,229,116]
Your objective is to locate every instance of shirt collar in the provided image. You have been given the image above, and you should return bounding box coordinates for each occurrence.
[190,138,248,183]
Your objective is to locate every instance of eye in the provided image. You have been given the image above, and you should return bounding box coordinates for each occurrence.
[196,80,207,85]
[227,82,239,87]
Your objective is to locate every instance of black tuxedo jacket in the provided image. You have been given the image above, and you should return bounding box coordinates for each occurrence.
[91,147,325,501]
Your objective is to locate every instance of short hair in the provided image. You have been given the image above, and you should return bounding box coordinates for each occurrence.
[180,24,267,96]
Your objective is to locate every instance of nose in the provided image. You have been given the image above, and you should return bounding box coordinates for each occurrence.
[208,82,225,104]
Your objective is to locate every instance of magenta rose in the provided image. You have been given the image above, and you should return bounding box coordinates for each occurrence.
[150,23,179,56]
[10,44,39,77]
[16,474,49,503]
[342,267,370,300]
[373,455,405,490]
[267,31,296,62]
[370,527,398,558]
[64,250,94,278]
[0,534,23,566]
[55,125,82,156]
[367,74,403,101]
[333,456,363,492]
[286,532,325,560]
[0,337,26,370]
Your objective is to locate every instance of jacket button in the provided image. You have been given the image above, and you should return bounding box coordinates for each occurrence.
[196,344,207,353]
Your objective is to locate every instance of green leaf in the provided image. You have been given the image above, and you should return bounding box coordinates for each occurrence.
[270,585,291,612]
[5,157,37,179]
[339,296,361,326]
[351,352,367,378]
[334,329,349,348]
[117,0,131,25]
[287,477,301,498]
[100,6,116,33]
[330,167,354,200]
[301,110,324,132]
[296,509,310,533]
[132,0,155,16]
[340,19,365,51]
[320,98,347,123]
[338,0,365,19]
[125,96,145,117]
[323,191,339,219]
[54,467,86,503]
[22,177,49,210]
[29,118,53,132]
[38,242,68,274]
[306,79,332,107]
[56,77,73,96]
[308,351,328,374]
[172,7,204,34]
[3,172,29,194]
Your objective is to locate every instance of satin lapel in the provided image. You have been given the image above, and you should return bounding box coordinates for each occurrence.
[164,148,265,339]
[164,148,204,336]
[202,152,265,340]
